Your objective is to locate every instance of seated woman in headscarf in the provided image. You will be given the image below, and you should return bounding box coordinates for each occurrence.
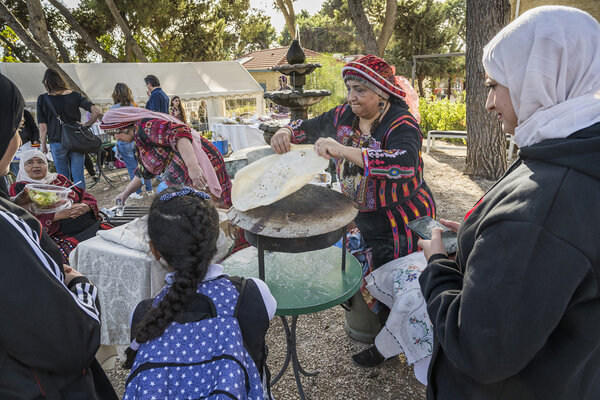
[100,107,232,208]
[9,149,112,264]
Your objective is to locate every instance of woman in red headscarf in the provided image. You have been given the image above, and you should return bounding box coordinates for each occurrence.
[272,55,435,269]
[271,55,436,365]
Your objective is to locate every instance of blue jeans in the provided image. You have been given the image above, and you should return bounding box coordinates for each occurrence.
[49,142,85,189]
[117,141,152,193]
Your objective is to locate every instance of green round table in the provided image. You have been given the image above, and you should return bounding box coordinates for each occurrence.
[221,245,363,399]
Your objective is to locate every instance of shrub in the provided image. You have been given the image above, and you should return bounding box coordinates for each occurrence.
[305,54,347,116]
[419,98,466,137]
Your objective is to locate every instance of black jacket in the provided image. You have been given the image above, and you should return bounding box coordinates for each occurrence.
[420,123,600,400]
[0,193,117,399]
[19,110,39,144]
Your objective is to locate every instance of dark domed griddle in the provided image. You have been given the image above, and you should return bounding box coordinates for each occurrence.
[228,184,358,279]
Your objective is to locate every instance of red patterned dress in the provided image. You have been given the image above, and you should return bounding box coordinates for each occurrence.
[9,174,113,264]
[287,102,436,269]
[132,118,232,208]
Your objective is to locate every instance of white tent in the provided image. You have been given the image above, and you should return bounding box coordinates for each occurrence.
[0,61,265,124]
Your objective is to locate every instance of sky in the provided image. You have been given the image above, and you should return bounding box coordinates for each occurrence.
[61,0,326,34]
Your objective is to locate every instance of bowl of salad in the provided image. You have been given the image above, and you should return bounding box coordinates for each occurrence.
[25,183,72,213]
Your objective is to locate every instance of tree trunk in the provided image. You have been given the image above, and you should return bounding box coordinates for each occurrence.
[125,37,134,62]
[464,0,510,179]
[376,0,397,56]
[48,26,70,62]
[0,2,87,97]
[447,76,452,99]
[25,0,56,58]
[347,0,380,56]
[47,0,121,62]
[417,73,425,98]
[275,0,296,40]
[103,0,148,62]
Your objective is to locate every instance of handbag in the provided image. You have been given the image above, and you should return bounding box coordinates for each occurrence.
[44,94,102,154]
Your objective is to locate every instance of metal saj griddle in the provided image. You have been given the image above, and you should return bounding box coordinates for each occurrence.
[228,184,357,279]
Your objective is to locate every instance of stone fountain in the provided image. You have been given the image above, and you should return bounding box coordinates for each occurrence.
[259,40,331,143]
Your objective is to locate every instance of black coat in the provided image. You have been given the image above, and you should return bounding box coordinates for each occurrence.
[420,123,600,399]
[0,193,117,399]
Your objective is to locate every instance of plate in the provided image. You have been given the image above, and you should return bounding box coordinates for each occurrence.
[29,199,73,214]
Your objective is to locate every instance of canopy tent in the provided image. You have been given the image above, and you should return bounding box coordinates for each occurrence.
[0,61,265,123]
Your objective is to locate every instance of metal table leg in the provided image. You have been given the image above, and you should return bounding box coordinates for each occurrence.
[271,315,320,399]
[257,235,265,281]
[341,226,347,271]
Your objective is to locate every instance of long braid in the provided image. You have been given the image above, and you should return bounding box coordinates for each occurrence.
[124,186,219,368]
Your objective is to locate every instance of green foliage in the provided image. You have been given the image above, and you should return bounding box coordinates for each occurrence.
[278,7,362,54]
[385,0,466,96]
[235,11,276,57]
[304,54,347,116]
[278,0,397,54]
[0,2,38,62]
[418,98,466,136]
[58,0,275,62]
[0,26,36,62]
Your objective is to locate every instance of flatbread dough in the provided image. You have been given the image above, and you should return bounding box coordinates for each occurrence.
[232,144,329,211]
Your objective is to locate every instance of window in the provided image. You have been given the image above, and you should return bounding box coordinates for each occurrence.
[225,97,257,117]
[185,100,208,130]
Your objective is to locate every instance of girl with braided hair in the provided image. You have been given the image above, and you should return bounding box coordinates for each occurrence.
[123,186,276,399]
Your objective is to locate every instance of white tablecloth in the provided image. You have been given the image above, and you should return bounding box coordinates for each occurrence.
[69,215,233,346]
[211,123,267,151]
[69,226,167,346]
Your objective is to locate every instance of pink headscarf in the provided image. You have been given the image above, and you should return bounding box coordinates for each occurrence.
[101,107,222,197]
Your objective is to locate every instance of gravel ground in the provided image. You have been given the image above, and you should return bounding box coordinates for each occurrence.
[89,144,497,399]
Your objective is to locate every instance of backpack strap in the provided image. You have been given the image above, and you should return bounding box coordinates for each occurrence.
[130,298,153,342]
[231,277,247,319]
[230,277,273,398]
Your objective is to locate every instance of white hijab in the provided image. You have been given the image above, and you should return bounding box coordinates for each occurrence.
[482,6,600,148]
[16,149,58,184]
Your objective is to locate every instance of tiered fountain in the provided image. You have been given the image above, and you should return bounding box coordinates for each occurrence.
[259,40,331,143]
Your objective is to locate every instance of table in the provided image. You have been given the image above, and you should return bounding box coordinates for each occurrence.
[211,123,267,151]
[69,233,167,346]
[69,213,232,346]
[221,246,362,399]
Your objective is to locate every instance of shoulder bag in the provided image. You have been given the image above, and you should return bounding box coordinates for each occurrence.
[44,94,102,154]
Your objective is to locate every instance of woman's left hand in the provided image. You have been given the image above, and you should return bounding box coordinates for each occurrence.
[188,165,208,190]
[418,228,447,261]
[314,137,344,160]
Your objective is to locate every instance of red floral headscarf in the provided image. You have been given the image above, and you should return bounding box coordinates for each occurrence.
[342,55,406,100]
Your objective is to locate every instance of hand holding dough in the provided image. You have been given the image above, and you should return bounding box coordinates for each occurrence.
[232,144,329,211]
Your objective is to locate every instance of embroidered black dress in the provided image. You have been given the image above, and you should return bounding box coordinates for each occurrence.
[287,103,436,268]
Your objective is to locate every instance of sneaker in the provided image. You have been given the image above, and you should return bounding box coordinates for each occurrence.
[146,190,154,197]
[129,192,143,200]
